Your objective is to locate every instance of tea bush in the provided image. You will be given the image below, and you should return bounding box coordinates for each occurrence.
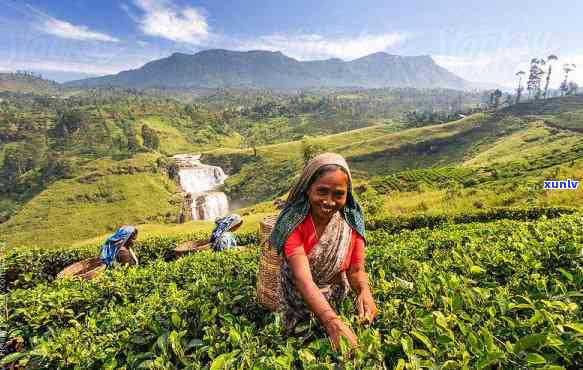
[4,215,582,368]
[3,207,575,292]
[3,231,260,291]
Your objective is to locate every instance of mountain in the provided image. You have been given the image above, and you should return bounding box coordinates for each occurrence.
[65,49,470,90]
[0,73,61,94]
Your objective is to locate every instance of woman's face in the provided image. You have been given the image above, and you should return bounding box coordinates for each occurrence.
[307,168,349,222]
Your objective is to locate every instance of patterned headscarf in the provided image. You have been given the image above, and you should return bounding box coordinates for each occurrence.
[269,153,365,253]
[100,225,137,268]
[210,214,242,251]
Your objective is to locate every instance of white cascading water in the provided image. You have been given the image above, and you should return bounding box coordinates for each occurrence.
[173,154,230,221]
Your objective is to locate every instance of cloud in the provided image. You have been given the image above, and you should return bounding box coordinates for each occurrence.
[129,0,210,44]
[28,6,120,42]
[236,32,410,61]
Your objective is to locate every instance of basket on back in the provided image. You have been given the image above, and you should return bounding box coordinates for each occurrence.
[257,214,282,312]
[57,257,106,280]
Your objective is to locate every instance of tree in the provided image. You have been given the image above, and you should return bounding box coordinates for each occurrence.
[527,58,546,100]
[567,81,579,96]
[515,70,526,103]
[241,124,269,157]
[141,124,160,150]
[560,63,576,96]
[122,124,140,152]
[543,55,559,99]
[1,142,40,179]
[493,89,503,109]
[301,136,326,164]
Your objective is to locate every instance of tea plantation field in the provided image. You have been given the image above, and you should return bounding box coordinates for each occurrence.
[3,212,583,369]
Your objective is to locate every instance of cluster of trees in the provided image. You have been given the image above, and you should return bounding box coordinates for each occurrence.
[405,90,490,125]
[0,101,166,205]
[13,71,44,79]
[515,55,578,103]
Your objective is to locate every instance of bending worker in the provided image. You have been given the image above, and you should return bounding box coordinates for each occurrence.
[100,225,139,267]
[209,214,243,251]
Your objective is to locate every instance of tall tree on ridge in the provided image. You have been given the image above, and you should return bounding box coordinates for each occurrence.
[543,54,559,99]
[527,58,546,100]
[515,70,526,104]
[560,63,577,96]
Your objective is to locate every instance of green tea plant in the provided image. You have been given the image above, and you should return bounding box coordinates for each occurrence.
[4,215,582,368]
[3,231,260,291]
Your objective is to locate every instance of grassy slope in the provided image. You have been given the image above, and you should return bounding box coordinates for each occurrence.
[0,153,181,249]
[0,73,61,94]
[209,96,583,214]
[379,161,583,215]
[138,116,242,155]
[377,99,583,215]
[6,96,583,249]
[208,112,528,202]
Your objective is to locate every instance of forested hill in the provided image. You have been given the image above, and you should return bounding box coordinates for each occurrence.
[65,49,469,90]
[0,73,61,94]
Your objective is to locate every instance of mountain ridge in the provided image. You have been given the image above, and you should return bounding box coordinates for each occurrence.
[65,49,471,90]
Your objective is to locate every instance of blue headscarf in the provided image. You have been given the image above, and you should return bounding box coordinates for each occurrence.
[210,214,241,251]
[269,153,365,253]
[100,225,137,268]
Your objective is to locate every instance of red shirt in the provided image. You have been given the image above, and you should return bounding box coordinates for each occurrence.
[283,214,365,271]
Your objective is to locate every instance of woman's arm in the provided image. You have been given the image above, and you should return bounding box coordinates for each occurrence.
[287,253,358,348]
[117,246,138,266]
[347,261,369,294]
[287,253,337,322]
[347,261,377,323]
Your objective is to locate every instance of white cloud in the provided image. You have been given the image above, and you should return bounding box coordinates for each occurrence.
[130,0,210,44]
[236,32,410,61]
[28,6,120,42]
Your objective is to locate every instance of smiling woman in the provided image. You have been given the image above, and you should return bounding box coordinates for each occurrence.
[268,153,377,350]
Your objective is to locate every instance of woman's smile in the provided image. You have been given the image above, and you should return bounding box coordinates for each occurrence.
[320,204,336,215]
[307,168,349,225]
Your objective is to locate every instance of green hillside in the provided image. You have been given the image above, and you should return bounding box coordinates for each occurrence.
[204,96,583,211]
[0,153,181,249]
[3,94,583,249]
[0,73,61,94]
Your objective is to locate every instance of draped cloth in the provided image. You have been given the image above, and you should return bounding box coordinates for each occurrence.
[279,211,353,332]
[267,152,366,332]
[99,225,137,268]
[209,214,241,251]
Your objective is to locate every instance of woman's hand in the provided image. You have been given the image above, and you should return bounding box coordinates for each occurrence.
[324,318,358,350]
[356,288,377,324]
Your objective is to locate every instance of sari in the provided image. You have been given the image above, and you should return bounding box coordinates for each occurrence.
[268,153,366,332]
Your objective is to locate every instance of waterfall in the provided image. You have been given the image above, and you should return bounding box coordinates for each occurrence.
[173,154,230,221]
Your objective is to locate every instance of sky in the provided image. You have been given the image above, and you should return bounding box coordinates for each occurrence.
[1,0,582,87]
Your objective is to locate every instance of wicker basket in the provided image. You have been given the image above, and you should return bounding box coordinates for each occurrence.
[257,214,282,311]
[174,240,210,258]
[57,257,106,280]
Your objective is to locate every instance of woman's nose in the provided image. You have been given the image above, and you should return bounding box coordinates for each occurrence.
[323,197,335,206]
